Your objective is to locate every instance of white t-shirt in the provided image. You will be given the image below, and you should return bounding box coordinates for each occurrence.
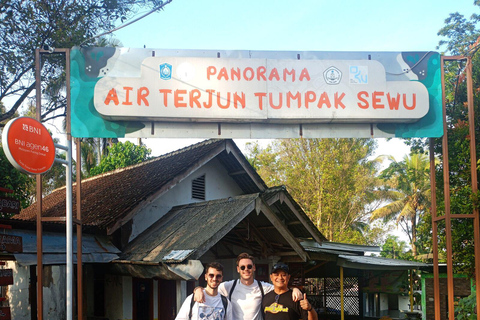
[218,280,273,320]
[175,289,232,320]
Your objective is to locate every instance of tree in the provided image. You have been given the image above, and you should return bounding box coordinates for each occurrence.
[380,235,412,260]
[0,145,35,213]
[246,138,385,244]
[89,141,151,176]
[371,153,431,257]
[408,4,480,276]
[0,0,171,125]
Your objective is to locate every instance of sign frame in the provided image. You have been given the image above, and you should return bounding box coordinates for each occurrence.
[71,48,442,139]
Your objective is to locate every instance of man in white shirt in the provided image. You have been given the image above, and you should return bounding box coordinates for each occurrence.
[176,262,233,320]
[194,253,302,320]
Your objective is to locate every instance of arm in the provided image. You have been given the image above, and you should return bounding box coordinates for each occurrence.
[260,281,274,294]
[291,287,302,302]
[261,281,302,301]
[299,293,318,320]
[193,286,205,303]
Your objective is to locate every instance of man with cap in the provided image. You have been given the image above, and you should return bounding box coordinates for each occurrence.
[194,253,302,320]
[262,262,318,320]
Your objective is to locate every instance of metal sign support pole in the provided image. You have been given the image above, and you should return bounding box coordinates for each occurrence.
[66,140,73,320]
[429,138,440,319]
[53,143,73,320]
[465,56,480,320]
[34,48,76,320]
[34,48,43,320]
[437,55,479,320]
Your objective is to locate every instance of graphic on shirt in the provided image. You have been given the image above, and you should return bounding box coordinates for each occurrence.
[198,306,225,320]
[264,302,289,314]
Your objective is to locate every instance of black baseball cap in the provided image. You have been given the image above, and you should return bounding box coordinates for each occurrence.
[271,262,289,274]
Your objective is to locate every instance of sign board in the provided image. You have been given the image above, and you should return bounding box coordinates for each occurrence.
[0,307,11,320]
[0,269,13,286]
[0,235,22,253]
[2,117,55,175]
[0,197,20,215]
[71,48,442,139]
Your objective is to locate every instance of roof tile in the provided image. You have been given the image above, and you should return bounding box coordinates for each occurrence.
[15,139,226,229]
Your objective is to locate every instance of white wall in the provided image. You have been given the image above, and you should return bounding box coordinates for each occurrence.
[123,276,133,319]
[379,293,389,311]
[7,263,67,320]
[7,261,30,320]
[154,280,158,320]
[176,280,186,315]
[104,274,127,320]
[399,295,410,311]
[43,265,66,319]
[130,157,244,241]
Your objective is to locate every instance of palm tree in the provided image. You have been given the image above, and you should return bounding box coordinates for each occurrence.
[371,153,432,257]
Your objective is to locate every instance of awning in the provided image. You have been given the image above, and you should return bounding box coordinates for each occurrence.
[0,229,120,266]
[108,259,204,280]
[337,255,429,270]
[14,253,119,266]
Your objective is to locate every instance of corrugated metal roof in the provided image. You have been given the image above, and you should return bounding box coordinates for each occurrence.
[121,194,259,263]
[302,240,380,254]
[337,255,429,270]
[0,229,120,266]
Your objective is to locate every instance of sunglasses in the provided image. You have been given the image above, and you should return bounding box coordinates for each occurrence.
[207,274,223,280]
[239,264,253,270]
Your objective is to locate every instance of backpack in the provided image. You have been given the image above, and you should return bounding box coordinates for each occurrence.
[229,279,264,319]
[188,292,228,320]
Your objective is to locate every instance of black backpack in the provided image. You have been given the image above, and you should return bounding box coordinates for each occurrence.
[188,292,228,319]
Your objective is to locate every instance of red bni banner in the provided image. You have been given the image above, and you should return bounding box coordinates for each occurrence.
[2,117,55,175]
[0,270,13,286]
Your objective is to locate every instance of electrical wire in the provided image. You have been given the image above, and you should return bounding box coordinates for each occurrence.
[79,0,173,46]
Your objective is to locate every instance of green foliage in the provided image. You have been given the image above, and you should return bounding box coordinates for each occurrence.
[409,4,480,276]
[371,153,431,257]
[455,292,477,320]
[246,138,384,244]
[380,235,412,260]
[89,141,151,176]
[0,144,35,213]
[0,0,169,124]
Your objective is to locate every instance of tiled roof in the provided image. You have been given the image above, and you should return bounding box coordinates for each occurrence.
[15,139,228,230]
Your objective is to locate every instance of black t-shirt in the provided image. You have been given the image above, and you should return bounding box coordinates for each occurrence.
[262,289,308,320]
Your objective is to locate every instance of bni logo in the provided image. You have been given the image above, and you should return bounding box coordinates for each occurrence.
[159,63,172,80]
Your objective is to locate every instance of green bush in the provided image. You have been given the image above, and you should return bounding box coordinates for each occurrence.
[455,292,477,320]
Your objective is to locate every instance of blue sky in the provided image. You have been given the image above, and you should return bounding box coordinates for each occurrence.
[110,0,480,158]
[114,0,478,52]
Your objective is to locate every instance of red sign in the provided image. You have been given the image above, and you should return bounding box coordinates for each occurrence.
[1,117,55,175]
[0,269,13,286]
[0,307,11,320]
[0,197,20,215]
[0,235,22,253]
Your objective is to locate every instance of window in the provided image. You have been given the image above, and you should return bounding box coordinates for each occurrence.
[192,175,206,200]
